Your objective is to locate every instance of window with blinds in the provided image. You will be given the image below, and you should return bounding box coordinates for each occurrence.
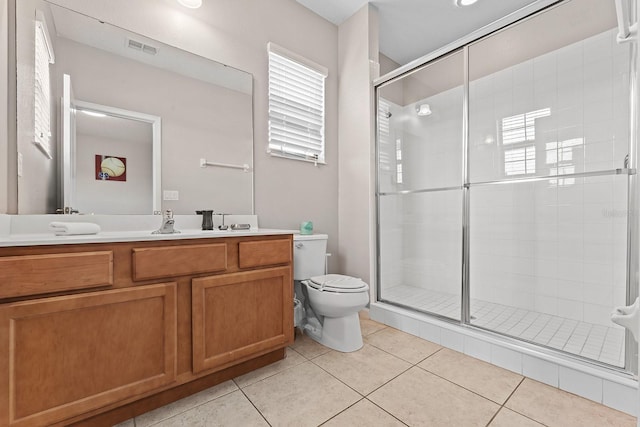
[34,13,55,159]
[267,43,327,164]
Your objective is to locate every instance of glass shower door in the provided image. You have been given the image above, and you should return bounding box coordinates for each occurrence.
[466,0,632,367]
[377,51,465,321]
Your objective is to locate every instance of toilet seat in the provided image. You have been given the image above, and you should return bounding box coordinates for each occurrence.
[307,274,368,293]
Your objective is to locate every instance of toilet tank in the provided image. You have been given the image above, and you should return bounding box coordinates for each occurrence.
[293,234,328,280]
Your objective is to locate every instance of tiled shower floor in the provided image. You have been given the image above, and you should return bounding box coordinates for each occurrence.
[382,285,625,367]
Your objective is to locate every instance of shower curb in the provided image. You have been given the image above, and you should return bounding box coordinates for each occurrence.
[370,301,638,416]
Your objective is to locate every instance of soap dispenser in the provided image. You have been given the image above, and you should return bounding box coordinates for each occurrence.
[196,210,214,230]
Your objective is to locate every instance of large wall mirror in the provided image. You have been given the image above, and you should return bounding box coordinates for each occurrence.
[15,0,254,215]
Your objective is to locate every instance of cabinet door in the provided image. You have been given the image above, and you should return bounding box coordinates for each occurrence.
[0,283,177,427]
[192,267,293,374]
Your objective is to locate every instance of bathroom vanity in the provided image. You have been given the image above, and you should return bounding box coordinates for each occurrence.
[0,230,294,427]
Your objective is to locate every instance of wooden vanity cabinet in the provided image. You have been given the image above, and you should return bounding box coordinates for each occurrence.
[192,266,293,373]
[0,234,293,427]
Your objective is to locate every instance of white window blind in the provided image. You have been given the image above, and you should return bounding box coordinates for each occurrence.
[34,13,55,159]
[268,43,327,164]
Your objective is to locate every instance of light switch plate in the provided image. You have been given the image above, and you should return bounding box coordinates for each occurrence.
[163,190,179,200]
[17,152,23,177]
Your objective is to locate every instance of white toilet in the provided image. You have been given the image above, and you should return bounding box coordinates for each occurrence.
[293,234,369,352]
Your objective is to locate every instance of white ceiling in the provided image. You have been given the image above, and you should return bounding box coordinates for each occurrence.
[296,0,548,66]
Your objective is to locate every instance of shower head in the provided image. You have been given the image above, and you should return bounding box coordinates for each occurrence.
[416,103,432,116]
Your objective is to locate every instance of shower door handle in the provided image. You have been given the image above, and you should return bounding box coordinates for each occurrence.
[611,297,640,342]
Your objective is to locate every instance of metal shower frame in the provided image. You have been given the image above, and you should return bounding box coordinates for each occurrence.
[374,0,639,373]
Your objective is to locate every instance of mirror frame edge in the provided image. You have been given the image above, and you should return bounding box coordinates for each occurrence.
[6,0,17,214]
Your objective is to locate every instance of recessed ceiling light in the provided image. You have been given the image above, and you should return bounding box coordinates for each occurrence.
[456,0,478,6]
[177,0,202,9]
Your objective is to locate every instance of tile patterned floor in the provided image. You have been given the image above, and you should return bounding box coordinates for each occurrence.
[383,285,625,367]
[114,312,635,427]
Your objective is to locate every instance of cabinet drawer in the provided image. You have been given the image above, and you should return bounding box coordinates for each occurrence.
[238,239,291,269]
[0,251,113,299]
[133,243,227,281]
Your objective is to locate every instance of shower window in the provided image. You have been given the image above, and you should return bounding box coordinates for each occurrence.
[376,0,635,370]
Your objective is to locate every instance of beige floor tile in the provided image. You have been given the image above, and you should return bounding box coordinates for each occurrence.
[489,408,544,427]
[506,378,637,427]
[152,390,268,427]
[358,310,370,320]
[322,399,405,427]
[135,380,238,426]
[365,327,441,364]
[360,317,387,337]
[291,332,332,359]
[243,361,361,427]
[234,347,306,388]
[112,419,134,427]
[369,366,499,426]
[418,348,523,404]
[313,344,411,395]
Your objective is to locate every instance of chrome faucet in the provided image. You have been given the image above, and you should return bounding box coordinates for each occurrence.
[153,210,180,234]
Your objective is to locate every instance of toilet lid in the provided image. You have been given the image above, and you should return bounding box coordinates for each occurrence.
[308,274,369,293]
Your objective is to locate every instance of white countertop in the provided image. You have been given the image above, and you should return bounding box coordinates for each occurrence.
[0,228,296,247]
[0,214,300,247]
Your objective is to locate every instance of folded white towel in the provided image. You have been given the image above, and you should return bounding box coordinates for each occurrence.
[49,222,101,236]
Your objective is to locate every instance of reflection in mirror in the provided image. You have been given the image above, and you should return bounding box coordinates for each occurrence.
[16,0,254,215]
[73,100,161,215]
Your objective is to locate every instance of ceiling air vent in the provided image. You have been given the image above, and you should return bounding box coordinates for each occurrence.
[126,38,158,55]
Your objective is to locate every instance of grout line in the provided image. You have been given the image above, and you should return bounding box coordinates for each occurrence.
[359,363,416,397]
[234,348,308,389]
[502,376,526,406]
[483,378,525,427]
[364,326,444,365]
[141,388,247,427]
[415,346,445,365]
[484,406,505,427]
[317,397,367,426]
[363,397,411,426]
[496,377,551,426]
[238,387,273,427]
[308,349,394,398]
[413,362,517,407]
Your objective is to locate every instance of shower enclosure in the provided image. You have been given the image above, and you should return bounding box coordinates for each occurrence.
[376,0,637,371]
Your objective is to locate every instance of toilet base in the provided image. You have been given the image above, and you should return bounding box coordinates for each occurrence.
[308,312,363,352]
